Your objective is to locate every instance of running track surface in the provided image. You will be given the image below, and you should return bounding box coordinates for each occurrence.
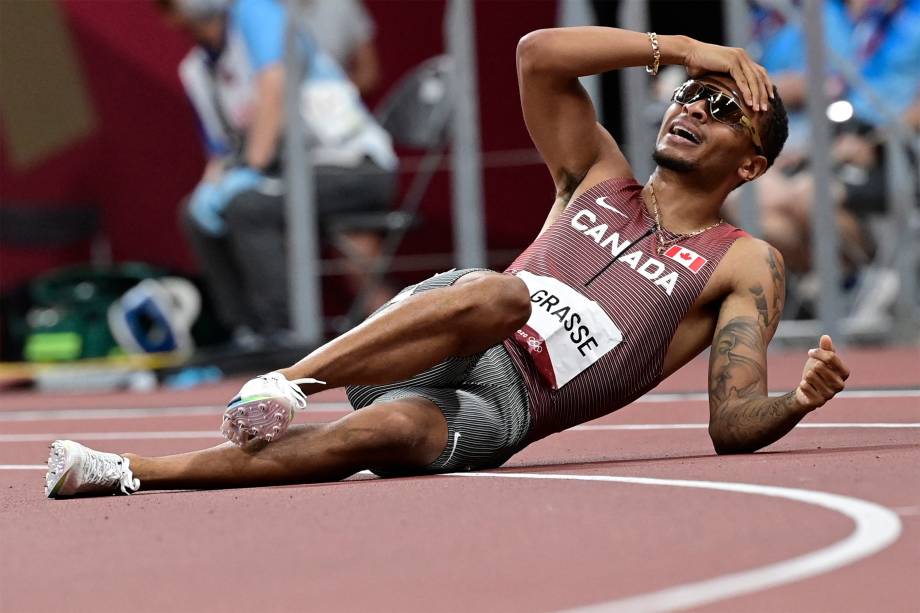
[1,346,918,612]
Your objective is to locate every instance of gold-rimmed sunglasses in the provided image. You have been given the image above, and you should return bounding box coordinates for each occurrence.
[671,80,764,155]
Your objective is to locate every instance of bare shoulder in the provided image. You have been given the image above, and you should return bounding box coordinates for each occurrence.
[723,236,784,275]
[719,235,787,335]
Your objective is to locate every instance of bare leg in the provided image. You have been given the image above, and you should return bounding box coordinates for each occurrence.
[116,271,528,493]
[124,397,447,490]
[277,271,531,389]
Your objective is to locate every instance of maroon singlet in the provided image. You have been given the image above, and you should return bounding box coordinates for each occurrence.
[503,177,748,444]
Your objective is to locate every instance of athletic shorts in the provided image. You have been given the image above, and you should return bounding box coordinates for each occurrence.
[345,268,531,476]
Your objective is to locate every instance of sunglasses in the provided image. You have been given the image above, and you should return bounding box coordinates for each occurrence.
[671,80,764,155]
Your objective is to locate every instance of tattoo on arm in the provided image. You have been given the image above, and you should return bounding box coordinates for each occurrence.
[747,249,785,335]
[709,317,765,406]
[711,391,802,454]
[749,283,770,329]
[733,392,798,421]
[709,316,804,454]
[766,248,785,331]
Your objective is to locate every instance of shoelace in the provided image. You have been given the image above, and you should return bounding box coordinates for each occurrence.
[83,452,136,494]
[262,374,323,411]
[286,377,319,409]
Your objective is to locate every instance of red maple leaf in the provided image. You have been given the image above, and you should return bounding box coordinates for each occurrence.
[680,252,692,260]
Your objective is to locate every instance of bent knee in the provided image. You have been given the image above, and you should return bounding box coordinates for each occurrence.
[377,407,439,452]
[338,401,445,460]
[457,273,532,334]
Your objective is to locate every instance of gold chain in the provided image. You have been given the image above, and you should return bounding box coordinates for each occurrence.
[647,183,723,256]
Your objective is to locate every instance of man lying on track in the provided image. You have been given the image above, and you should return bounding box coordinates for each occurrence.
[45,27,850,498]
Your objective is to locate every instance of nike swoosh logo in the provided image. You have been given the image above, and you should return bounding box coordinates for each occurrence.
[596,196,629,218]
[442,431,461,467]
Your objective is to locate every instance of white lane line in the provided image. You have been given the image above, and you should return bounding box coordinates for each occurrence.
[1,423,919,443]
[822,389,920,399]
[0,431,224,442]
[573,423,920,431]
[629,389,920,404]
[0,466,905,609]
[0,465,382,473]
[449,472,902,613]
[1,388,916,423]
[0,402,353,422]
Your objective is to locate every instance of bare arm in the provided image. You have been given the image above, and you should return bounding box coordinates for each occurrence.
[244,64,285,170]
[516,28,693,193]
[707,241,849,454]
[517,28,773,233]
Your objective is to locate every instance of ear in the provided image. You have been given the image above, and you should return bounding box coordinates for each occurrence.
[737,154,768,183]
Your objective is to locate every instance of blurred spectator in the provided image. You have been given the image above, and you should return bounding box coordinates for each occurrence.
[157,0,398,346]
[738,0,920,278]
[298,0,381,97]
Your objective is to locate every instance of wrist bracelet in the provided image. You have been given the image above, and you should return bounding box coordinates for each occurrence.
[645,31,661,76]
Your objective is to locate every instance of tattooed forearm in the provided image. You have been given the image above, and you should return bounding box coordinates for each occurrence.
[709,315,806,454]
[710,392,804,454]
[709,317,765,406]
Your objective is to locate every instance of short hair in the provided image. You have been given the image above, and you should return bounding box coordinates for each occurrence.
[760,85,789,169]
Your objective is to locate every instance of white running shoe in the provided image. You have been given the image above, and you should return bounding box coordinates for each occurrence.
[221,372,323,446]
[45,440,139,498]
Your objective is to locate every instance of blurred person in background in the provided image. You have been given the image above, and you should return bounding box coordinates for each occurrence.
[157,0,398,348]
[734,0,920,294]
[298,0,382,98]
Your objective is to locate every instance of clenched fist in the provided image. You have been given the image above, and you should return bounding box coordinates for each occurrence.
[795,335,850,411]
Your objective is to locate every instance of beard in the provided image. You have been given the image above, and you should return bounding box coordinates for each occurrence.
[652,148,697,173]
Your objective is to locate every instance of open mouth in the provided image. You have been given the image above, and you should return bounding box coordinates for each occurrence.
[668,125,702,145]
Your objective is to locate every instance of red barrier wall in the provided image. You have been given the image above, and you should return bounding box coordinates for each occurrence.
[0,0,557,291]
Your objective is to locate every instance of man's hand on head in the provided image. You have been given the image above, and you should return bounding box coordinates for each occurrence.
[794,335,850,412]
[683,40,774,112]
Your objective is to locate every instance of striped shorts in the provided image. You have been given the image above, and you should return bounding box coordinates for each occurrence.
[345,269,531,475]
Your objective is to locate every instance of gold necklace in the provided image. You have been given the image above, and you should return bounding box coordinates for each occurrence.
[647,183,723,256]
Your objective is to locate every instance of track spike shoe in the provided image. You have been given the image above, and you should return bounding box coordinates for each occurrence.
[45,440,139,498]
[221,372,324,445]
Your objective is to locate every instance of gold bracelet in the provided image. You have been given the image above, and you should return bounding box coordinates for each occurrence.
[645,31,660,76]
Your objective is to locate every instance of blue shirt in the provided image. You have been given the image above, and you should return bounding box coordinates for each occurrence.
[180,0,395,169]
[756,0,920,126]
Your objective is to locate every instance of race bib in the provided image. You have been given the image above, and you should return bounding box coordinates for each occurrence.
[512,271,623,389]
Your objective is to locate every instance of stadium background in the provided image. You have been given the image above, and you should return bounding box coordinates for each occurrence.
[0,1,741,337]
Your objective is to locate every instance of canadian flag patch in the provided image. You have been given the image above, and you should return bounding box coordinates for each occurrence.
[664,245,707,273]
